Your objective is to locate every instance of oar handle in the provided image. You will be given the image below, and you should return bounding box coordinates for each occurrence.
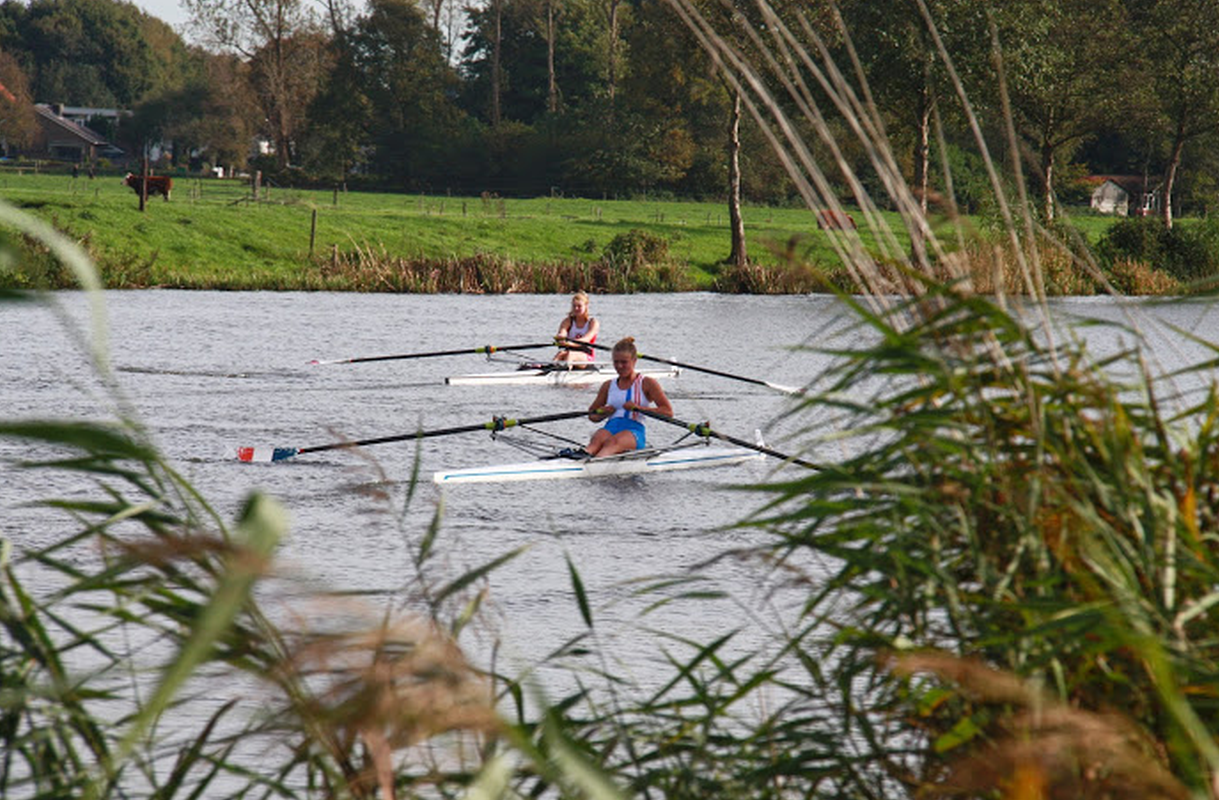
[635,408,819,470]
[580,342,802,395]
[553,337,594,354]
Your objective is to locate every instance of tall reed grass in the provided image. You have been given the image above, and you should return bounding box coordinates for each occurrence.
[313,238,696,294]
[5,0,1219,798]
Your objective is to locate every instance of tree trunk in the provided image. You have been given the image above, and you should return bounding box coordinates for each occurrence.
[1041,141,1055,222]
[606,0,620,109]
[546,0,557,114]
[1163,123,1185,230]
[910,86,932,267]
[727,92,747,268]
[491,0,503,129]
[914,86,932,216]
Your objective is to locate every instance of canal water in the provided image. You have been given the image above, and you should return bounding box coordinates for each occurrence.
[4,290,1219,788]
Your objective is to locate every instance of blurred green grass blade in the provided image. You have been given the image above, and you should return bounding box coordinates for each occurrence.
[157,698,239,799]
[565,553,593,629]
[0,420,157,462]
[451,587,487,638]
[113,492,285,769]
[461,751,513,800]
[434,546,528,605]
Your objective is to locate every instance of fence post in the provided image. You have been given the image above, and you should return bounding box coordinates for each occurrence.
[310,208,318,256]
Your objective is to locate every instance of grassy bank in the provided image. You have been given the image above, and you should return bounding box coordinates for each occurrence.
[0,170,1151,294]
[0,171,870,291]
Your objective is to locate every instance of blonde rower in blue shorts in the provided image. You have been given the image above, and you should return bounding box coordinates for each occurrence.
[586,337,673,458]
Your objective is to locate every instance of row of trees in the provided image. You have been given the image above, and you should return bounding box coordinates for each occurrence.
[2,0,1219,226]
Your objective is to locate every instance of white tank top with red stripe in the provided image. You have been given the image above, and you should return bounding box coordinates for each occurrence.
[607,374,645,421]
[567,317,596,342]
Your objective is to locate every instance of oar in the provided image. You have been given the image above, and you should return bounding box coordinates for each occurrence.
[635,408,820,470]
[570,340,804,395]
[310,342,558,366]
[237,410,589,463]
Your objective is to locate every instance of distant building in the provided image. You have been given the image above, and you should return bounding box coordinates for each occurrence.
[1086,175,1162,217]
[31,103,123,162]
[1090,178,1129,215]
[46,104,125,128]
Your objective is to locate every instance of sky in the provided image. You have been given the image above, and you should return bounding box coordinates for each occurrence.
[132,0,192,34]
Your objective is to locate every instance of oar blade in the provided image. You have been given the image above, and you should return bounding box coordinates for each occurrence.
[765,381,805,396]
[237,446,300,463]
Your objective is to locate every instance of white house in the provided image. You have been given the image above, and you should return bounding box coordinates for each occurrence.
[1090,178,1129,215]
[1087,175,1163,217]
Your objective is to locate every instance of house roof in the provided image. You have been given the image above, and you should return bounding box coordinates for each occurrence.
[1085,174,1160,194]
[34,103,108,145]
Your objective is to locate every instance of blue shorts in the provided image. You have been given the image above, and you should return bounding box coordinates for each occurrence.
[604,416,646,449]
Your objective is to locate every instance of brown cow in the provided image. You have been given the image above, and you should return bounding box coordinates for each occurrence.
[123,172,172,201]
[816,209,856,230]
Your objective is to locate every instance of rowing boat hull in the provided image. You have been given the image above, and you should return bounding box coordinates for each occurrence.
[432,445,762,484]
[445,365,680,386]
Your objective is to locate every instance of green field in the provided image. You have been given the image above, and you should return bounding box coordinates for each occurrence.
[0,171,836,289]
[0,169,1121,291]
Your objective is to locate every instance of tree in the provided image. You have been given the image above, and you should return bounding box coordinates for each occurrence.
[461,0,544,125]
[130,49,258,171]
[989,0,1131,221]
[298,34,371,179]
[248,30,331,169]
[346,0,464,187]
[16,0,162,106]
[185,0,324,168]
[0,50,35,153]
[1134,0,1219,228]
[838,0,958,215]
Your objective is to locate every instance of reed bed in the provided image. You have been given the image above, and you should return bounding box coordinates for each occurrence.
[311,240,696,294]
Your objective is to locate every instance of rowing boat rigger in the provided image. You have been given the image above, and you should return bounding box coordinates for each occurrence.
[432,440,763,484]
[237,409,814,477]
[445,363,680,387]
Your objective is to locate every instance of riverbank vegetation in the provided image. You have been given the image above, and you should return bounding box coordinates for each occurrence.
[5,1,1219,799]
[0,170,865,291]
[0,170,1201,294]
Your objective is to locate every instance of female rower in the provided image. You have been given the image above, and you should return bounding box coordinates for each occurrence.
[586,337,673,457]
[554,291,599,365]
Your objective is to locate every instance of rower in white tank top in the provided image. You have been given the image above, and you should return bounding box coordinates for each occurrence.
[585,337,673,457]
[556,292,599,364]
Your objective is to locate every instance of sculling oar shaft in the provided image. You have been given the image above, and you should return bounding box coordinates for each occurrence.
[237,410,589,463]
[635,408,819,470]
[310,342,558,366]
[573,341,803,395]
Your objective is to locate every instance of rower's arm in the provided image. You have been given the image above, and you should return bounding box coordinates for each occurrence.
[588,383,611,421]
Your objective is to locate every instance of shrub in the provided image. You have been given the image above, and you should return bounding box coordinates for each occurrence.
[1097,217,1219,283]
[600,228,671,271]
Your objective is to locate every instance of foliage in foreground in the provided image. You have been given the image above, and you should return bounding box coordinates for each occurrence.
[737,287,1219,796]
